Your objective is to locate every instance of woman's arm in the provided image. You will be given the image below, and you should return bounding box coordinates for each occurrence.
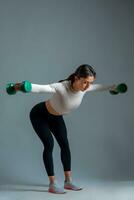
[31,83,59,93]
[10,82,58,94]
[85,84,116,92]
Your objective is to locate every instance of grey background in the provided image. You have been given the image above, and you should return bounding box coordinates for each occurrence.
[0,0,134,185]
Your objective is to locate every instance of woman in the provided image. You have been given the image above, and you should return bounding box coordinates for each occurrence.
[15,64,115,194]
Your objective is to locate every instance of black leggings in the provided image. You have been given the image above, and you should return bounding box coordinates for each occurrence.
[29,101,71,176]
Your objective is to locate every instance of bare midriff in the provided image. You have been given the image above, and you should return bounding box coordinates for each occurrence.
[45,100,62,116]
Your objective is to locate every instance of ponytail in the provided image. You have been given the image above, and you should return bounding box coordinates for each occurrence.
[58,64,96,84]
[58,73,76,84]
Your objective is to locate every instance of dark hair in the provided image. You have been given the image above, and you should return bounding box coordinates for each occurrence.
[59,64,96,84]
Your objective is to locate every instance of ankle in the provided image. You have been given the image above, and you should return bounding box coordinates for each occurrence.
[49,180,58,185]
[49,175,57,184]
[65,177,72,182]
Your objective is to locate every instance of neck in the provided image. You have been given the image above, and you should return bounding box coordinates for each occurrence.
[70,81,79,92]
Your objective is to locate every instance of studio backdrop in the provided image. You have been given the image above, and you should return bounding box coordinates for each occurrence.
[0,0,133,185]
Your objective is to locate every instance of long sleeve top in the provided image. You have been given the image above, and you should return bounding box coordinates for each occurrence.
[31,80,114,115]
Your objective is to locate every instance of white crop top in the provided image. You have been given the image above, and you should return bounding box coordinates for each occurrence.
[31,80,114,115]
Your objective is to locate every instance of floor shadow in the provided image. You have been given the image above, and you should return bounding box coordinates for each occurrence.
[0,184,49,192]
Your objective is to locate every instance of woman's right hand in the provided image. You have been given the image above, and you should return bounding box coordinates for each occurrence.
[14,83,21,91]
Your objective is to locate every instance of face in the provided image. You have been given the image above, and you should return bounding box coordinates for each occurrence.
[72,75,95,92]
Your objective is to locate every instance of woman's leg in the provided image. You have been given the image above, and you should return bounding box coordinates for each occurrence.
[49,117,83,190]
[48,116,72,181]
[29,110,55,182]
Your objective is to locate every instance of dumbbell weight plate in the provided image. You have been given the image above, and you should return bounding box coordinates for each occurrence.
[117,83,127,93]
[6,83,17,95]
[21,81,32,92]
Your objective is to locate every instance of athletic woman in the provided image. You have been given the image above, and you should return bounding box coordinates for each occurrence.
[15,64,116,194]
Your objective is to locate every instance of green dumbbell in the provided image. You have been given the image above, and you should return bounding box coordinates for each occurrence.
[6,81,32,95]
[110,83,127,95]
